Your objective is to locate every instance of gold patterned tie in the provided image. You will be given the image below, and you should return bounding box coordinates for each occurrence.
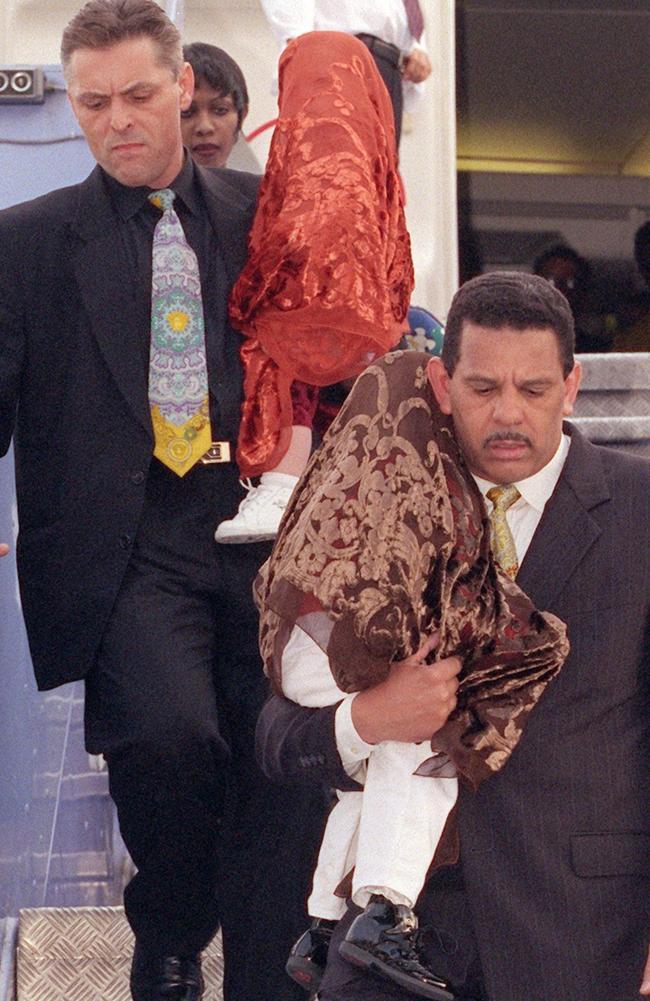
[486,484,521,579]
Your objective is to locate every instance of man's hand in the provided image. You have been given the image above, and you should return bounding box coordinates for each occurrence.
[402,49,432,84]
[351,634,460,744]
[640,943,650,995]
[0,543,9,557]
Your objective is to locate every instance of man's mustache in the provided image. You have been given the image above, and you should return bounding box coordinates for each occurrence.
[483,431,532,447]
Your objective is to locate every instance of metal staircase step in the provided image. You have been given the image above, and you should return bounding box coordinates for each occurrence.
[15,907,223,1000]
[573,351,650,454]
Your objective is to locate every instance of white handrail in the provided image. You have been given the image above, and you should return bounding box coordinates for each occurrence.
[164,0,184,31]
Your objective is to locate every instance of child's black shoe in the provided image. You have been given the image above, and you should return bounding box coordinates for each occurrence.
[339,895,456,1000]
[286,917,337,993]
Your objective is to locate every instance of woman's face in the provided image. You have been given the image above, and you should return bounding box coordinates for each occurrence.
[181,78,245,168]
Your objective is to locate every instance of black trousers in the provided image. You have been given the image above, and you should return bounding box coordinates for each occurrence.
[84,460,325,1001]
[319,865,487,1001]
[356,34,404,145]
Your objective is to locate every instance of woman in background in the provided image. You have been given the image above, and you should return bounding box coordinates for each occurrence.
[181,41,249,168]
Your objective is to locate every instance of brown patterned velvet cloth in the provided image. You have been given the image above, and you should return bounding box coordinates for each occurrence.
[257,351,569,789]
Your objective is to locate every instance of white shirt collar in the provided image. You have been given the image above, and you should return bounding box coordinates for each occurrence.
[473,433,570,514]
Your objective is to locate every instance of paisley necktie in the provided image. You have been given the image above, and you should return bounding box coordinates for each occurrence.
[486,484,521,580]
[148,188,212,476]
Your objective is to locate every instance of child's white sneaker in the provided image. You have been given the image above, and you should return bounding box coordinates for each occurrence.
[214,472,298,544]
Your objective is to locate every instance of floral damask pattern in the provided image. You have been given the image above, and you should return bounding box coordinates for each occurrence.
[258,351,569,788]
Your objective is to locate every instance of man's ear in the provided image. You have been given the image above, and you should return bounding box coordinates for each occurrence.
[562,359,582,417]
[426,357,452,415]
[179,61,194,111]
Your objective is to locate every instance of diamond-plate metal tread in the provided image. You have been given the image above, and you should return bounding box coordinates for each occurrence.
[16,907,223,1001]
[574,388,650,418]
[571,352,650,455]
[576,352,650,392]
[575,354,650,418]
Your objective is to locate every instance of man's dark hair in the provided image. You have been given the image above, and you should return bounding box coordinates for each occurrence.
[61,0,182,79]
[183,42,249,128]
[533,243,591,286]
[442,271,575,377]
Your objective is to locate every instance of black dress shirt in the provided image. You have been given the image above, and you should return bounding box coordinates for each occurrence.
[102,154,233,434]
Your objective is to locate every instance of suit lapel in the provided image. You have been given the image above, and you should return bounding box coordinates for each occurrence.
[517,425,610,609]
[70,167,152,437]
[196,165,255,286]
[195,165,257,396]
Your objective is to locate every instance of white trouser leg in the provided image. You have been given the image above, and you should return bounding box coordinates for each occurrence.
[351,741,458,908]
[307,790,361,920]
[282,624,356,919]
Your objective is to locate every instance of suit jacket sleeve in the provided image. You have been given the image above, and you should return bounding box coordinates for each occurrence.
[0,213,25,455]
[255,694,361,791]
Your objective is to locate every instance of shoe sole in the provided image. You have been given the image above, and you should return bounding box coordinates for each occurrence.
[285,955,322,992]
[215,530,278,544]
[339,941,456,1001]
[130,971,204,1001]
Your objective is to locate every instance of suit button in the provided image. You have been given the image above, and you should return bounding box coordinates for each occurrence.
[131,471,145,484]
[119,534,132,550]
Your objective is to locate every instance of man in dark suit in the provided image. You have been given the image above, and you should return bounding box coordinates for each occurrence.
[256,272,650,1001]
[0,1,322,999]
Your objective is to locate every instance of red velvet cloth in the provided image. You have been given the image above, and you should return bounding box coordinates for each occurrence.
[229,31,414,477]
[289,379,320,427]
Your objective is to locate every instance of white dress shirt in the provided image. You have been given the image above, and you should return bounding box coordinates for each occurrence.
[473,433,570,566]
[261,0,425,54]
[260,0,428,111]
[335,433,571,774]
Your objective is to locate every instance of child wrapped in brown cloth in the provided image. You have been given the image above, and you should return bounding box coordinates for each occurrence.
[256,349,569,1000]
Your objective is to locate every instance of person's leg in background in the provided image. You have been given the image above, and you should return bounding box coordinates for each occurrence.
[372,52,403,145]
[214,541,328,1001]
